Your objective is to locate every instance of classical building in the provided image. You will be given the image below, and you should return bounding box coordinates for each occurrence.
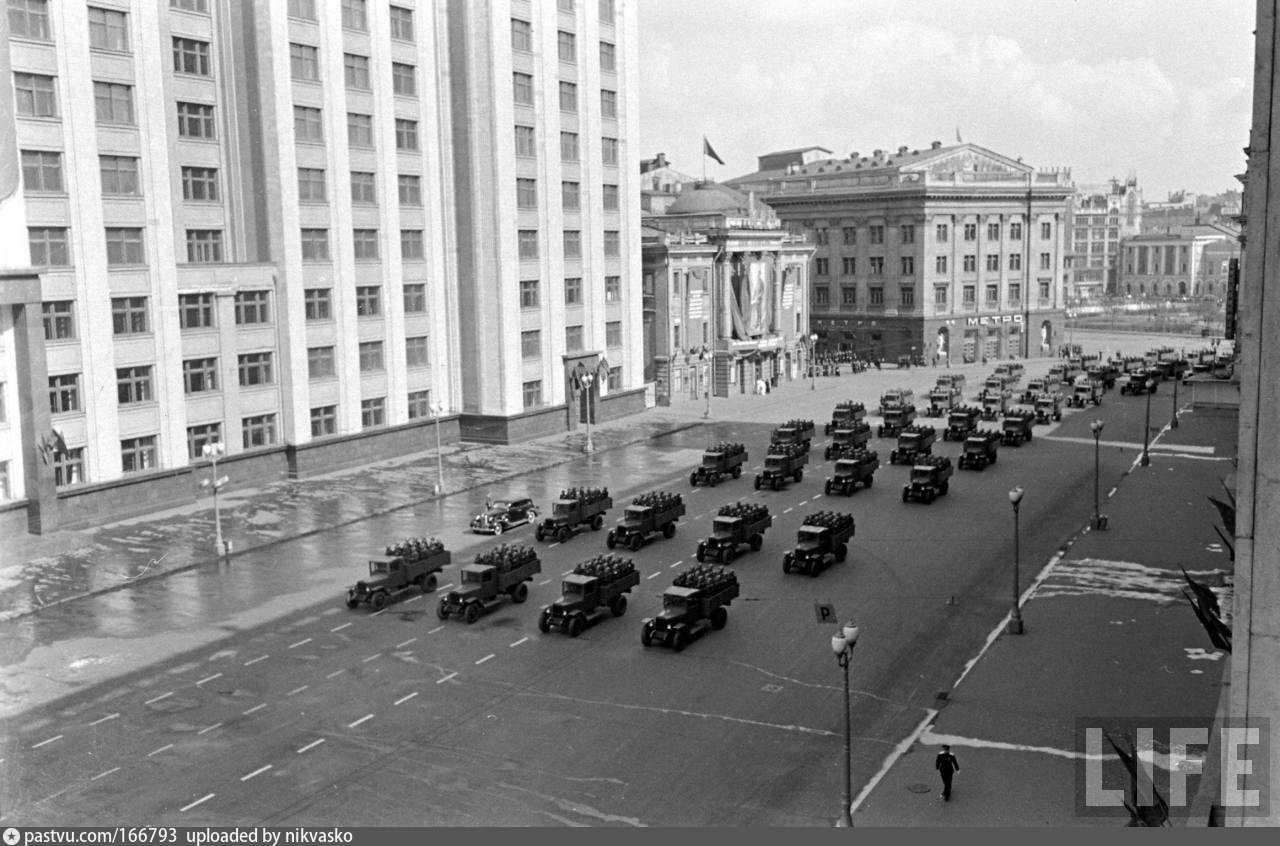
[731,141,1073,364]
[641,181,813,404]
[1067,177,1142,299]
[1117,223,1242,299]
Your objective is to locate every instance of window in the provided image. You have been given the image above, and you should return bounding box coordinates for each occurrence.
[559,81,578,112]
[511,17,532,51]
[605,275,621,301]
[298,168,326,202]
[558,30,576,63]
[842,226,856,246]
[172,0,210,12]
[987,222,1001,241]
[42,301,75,340]
[361,398,385,429]
[121,436,158,474]
[900,286,915,307]
[901,224,915,244]
[986,254,1000,272]
[841,286,856,306]
[343,53,370,89]
[518,230,539,259]
[13,73,57,117]
[869,224,884,245]
[389,5,414,40]
[294,106,324,142]
[551,231,578,261]
[406,390,433,419]
[815,258,829,276]
[186,423,221,461]
[105,228,144,265]
[301,228,330,261]
[172,37,210,75]
[29,227,70,266]
[347,112,373,147]
[562,181,581,211]
[606,320,622,348]
[341,0,367,31]
[54,447,85,486]
[48,374,80,414]
[836,257,852,276]
[401,229,424,259]
[814,228,829,246]
[116,366,153,404]
[604,230,621,257]
[1041,222,1052,240]
[985,284,998,304]
[9,0,50,40]
[186,230,224,262]
[353,229,379,260]
[238,352,274,386]
[99,156,140,195]
[564,277,582,305]
[519,279,539,308]
[356,286,381,316]
[22,150,62,192]
[111,296,148,335]
[1010,222,1023,240]
[395,119,419,151]
[1039,280,1051,299]
[868,287,884,306]
[962,285,976,304]
[310,406,337,437]
[521,330,541,359]
[358,341,384,373]
[183,358,218,393]
[304,288,331,320]
[935,223,949,243]
[288,0,316,19]
[234,290,270,324]
[350,171,377,204]
[963,255,977,273]
[672,325,681,349]
[242,414,277,448]
[1040,252,1052,270]
[514,125,537,158]
[179,293,215,329]
[600,41,616,71]
[1008,282,1021,305]
[561,132,580,163]
[935,255,948,274]
[181,166,218,201]
[88,6,129,51]
[177,102,215,138]
[392,62,416,96]
[602,137,619,166]
[963,223,977,242]
[599,0,615,19]
[523,381,543,409]
[869,257,884,275]
[513,72,534,106]
[607,366,621,391]
[517,178,538,209]
[900,256,915,275]
[405,336,430,367]
[934,286,947,306]
[814,287,830,307]
[600,89,617,118]
[93,82,134,125]
[602,183,619,211]
[1008,253,1022,271]
[559,0,574,12]
[403,284,426,313]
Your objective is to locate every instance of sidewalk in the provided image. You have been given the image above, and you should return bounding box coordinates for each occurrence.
[851,404,1237,826]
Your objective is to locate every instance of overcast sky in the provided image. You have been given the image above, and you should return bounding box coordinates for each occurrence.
[638,0,1255,199]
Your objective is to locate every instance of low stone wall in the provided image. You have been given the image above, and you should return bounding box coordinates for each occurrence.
[460,404,569,444]
[288,416,460,477]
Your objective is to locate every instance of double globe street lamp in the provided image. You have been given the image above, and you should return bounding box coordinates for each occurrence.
[200,442,230,560]
[809,333,819,390]
[431,401,447,495]
[1090,419,1108,530]
[830,622,860,827]
[1008,486,1025,635]
[1140,377,1156,466]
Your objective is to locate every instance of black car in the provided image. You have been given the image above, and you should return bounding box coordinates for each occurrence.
[470,497,538,535]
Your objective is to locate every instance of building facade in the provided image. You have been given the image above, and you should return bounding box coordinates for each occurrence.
[1067,176,1142,299]
[1117,224,1242,299]
[641,181,812,404]
[733,142,1073,364]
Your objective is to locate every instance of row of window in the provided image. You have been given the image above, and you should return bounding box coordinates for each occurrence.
[299,228,429,262]
[293,105,426,152]
[298,168,425,205]
[291,45,418,97]
[29,227,222,267]
[813,221,1055,246]
[520,322,624,359]
[514,126,621,168]
[518,276,622,308]
[514,173,620,212]
[815,252,1055,277]
[511,18,617,72]
[23,150,220,200]
[811,280,1054,309]
[512,230,621,261]
[289,0,416,40]
[510,72,619,120]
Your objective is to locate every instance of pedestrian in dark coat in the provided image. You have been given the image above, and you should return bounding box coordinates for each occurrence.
[936,745,960,801]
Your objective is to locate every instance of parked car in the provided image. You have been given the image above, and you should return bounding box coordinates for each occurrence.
[470,496,539,535]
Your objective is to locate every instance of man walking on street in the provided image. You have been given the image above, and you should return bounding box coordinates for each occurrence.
[936,744,960,801]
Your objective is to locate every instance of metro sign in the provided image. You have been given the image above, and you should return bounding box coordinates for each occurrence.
[967,314,1025,327]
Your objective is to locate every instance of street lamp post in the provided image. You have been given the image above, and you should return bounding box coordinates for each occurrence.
[1090,420,1107,530]
[581,373,596,453]
[830,622,860,827]
[809,333,818,390]
[431,402,446,495]
[200,442,229,560]
[1008,486,1025,635]
[1170,370,1180,429]
[1141,377,1155,466]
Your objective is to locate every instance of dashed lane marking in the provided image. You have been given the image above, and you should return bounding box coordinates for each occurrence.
[395,638,417,649]
[370,609,387,617]
[647,572,661,580]
[196,722,223,735]
[180,793,215,813]
[1108,486,1118,498]
[363,654,381,663]
[240,765,272,782]
[147,744,173,757]
[405,595,422,602]
[562,570,572,576]
[394,692,418,706]
[436,672,458,684]
[288,638,312,649]
[244,655,269,666]
[428,626,445,634]
[537,579,552,586]
[783,507,794,514]
[475,654,495,665]
[91,767,121,781]
[330,623,352,632]
[242,704,267,716]
[325,670,344,679]
[31,735,62,749]
[435,584,454,593]
[510,637,528,647]
[88,713,119,727]
[144,692,173,705]
[549,542,560,548]
[297,739,325,754]
[347,714,374,728]
[286,685,308,697]
[196,673,222,686]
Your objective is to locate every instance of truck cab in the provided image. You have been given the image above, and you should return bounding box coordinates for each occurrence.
[457,564,495,599]
[878,389,914,414]
[556,573,598,609]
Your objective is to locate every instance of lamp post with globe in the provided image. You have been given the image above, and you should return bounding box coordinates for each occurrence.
[830,622,860,826]
[1008,486,1025,635]
[200,442,229,560]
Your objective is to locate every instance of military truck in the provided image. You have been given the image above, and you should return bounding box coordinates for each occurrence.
[1001,410,1036,446]
[436,544,540,624]
[695,502,772,564]
[925,386,959,417]
[782,511,855,577]
[889,425,937,465]
[877,388,914,416]
[346,537,451,611]
[1119,370,1157,395]
[824,401,868,435]
[535,487,612,542]
[1067,378,1103,407]
[690,441,747,487]
[755,443,808,490]
[538,554,640,637]
[1033,393,1063,423]
[640,565,740,652]
[980,375,1010,398]
[770,419,815,452]
[980,390,1012,421]
[877,404,918,438]
[1087,364,1118,390]
[993,362,1024,386]
[935,373,967,397]
[824,448,879,496]
[823,422,871,459]
[957,429,1000,471]
[902,456,954,504]
[1021,375,1061,404]
[606,490,686,551]
[942,405,982,441]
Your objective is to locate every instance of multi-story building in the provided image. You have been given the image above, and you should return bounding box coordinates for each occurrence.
[641,181,812,403]
[1067,176,1142,299]
[1117,223,1241,299]
[0,0,642,534]
[731,142,1073,364]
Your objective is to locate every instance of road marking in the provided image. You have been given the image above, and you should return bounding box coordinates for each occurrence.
[363,653,381,663]
[144,692,173,705]
[436,584,454,593]
[180,793,215,813]
[31,735,62,749]
[562,570,572,576]
[196,673,222,686]
[244,655,269,666]
[396,638,417,649]
[286,685,308,696]
[147,744,173,757]
[370,609,387,617]
[428,625,445,634]
[437,672,458,684]
[1108,486,1118,498]
[549,542,560,548]
[297,738,325,753]
[510,637,528,647]
[394,692,418,706]
[783,507,794,514]
[197,722,223,735]
[325,669,345,679]
[670,562,681,569]
[288,638,312,649]
[88,713,119,726]
[405,594,422,602]
[347,714,374,728]
[242,704,267,716]
[240,764,272,782]
[689,488,701,493]
[475,654,495,665]
[330,623,352,632]
[90,766,121,781]
[647,572,661,580]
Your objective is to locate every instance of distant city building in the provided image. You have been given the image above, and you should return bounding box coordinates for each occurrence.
[1141,189,1243,232]
[1118,223,1241,298]
[731,141,1073,364]
[1067,177,1142,299]
[640,152,696,215]
[642,181,813,404]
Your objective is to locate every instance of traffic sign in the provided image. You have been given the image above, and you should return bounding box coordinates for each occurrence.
[813,602,837,624]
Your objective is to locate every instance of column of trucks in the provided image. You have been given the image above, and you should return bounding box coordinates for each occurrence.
[535,486,612,543]
[538,554,639,637]
[696,502,772,563]
[640,565,740,652]
[606,490,685,551]
[782,511,855,577]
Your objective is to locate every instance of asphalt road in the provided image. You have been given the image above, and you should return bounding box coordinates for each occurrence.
[0,375,1182,827]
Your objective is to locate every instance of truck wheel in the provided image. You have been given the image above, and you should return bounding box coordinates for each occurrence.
[1026,430,1032,441]
[749,533,762,551]
[926,490,936,504]
[662,522,676,539]
[732,465,741,478]
[782,552,793,574]
[558,526,571,543]
[423,574,438,592]
[696,543,706,562]
[641,622,654,648]
[371,591,388,611]
[990,452,997,464]
[877,426,884,438]
[538,608,552,633]
[436,599,449,620]
[345,597,360,609]
[535,525,545,542]
[591,514,604,531]
[709,476,718,487]
[754,476,762,490]
[942,430,950,441]
[902,488,911,503]
[609,595,628,617]
[511,582,529,603]
[463,603,481,624]
[836,543,848,562]
[567,615,585,638]
[824,480,832,495]
[723,546,736,564]
[710,607,728,631]
[865,474,873,488]
[771,478,780,491]
[889,451,897,465]
[606,532,617,549]
[672,629,690,652]
[629,534,643,552]
[794,469,803,483]
[940,481,949,496]
[690,472,699,487]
